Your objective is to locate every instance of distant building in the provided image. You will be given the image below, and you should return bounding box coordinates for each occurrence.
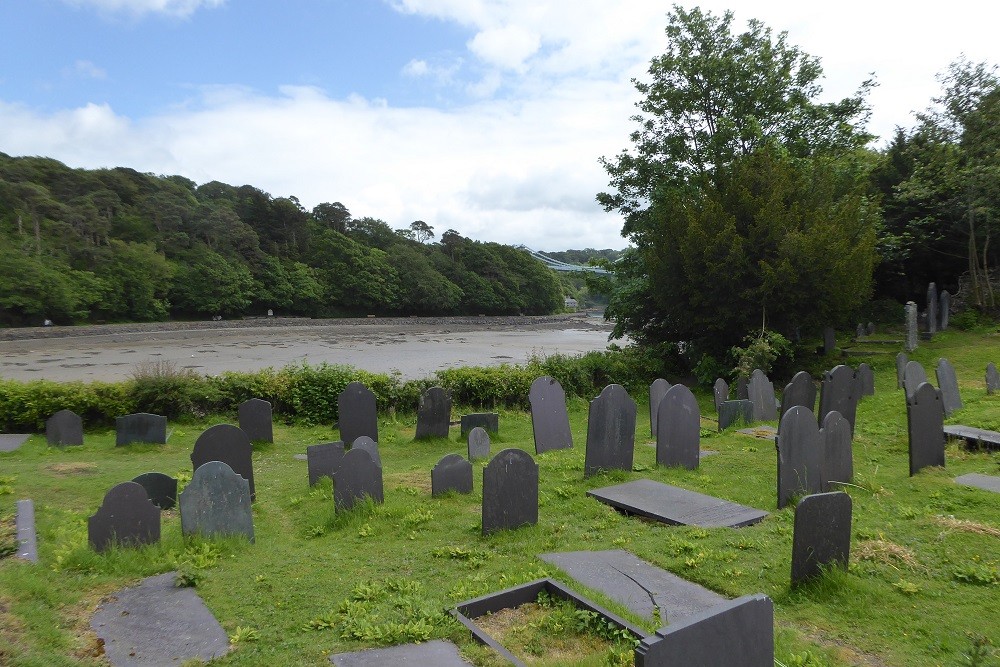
[564,296,578,311]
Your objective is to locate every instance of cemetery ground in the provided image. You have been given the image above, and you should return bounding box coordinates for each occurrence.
[1,329,999,666]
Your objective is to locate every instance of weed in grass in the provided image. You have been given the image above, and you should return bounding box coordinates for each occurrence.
[951,563,1000,586]
[892,579,921,595]
[962,633,999,667]
[228,626,260,643]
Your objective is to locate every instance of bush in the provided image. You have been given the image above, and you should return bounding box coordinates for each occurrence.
[730,330,794,380]
[128,361,219,420]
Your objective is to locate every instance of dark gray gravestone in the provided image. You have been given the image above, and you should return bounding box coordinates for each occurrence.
[867,322,876,335]
[115,413,167,447]
[904,360,929,400]
[238,398,273,443]
[467,427,491,461]
[0,434,30,452]
[781,371,816,420]
[634,594,774,667]
[89,482,161,553]
[46,409,83,447]
[587,479,768,528]
[330,640,472,666]
[415,386,451,439]
[179,461,254,542]
[940,290,951,329]
[482,448,538,535]
[718,399,753,431]
[131,472,177,510]
[584,384,637,477]
[927,282,938,334]
[460,412,498,436]
[856,363,875,397]
[334,447,384,511]
[791,492,852,586]
[338,381,378,444]
[823,327,836,355]
[529,376,573,453]
[907,382,945,476]
[987,362,1000,395]
[856,323,865,338]
[820,411,852,489]
[191,424,255,500]
[736,376,749,401]
[905,301,918,351]
[896,352,908,390]
[955,473,1000,494]
[817,365,858,434]
[648,378,671,437]
[748,369,778,421]
[307,441,345,487]
[90,572,230,666]
[776,406,824,509]
[935,358,963,417]
[350,435,381,467]
[655,384,700,470]
[15,499,38,563]
[712,378,729,414]
[432,453,473,497]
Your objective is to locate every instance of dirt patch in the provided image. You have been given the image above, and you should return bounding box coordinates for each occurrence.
[931,515,1000,538]
[855,539,923,571]
[387,471,432,495]
[474,602,616,665]
[779,621,895,667]
[46,462,98,475]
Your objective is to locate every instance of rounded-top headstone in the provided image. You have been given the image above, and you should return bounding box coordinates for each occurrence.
[529,376,573,453]
[820,411,852,489]
[776,406,824,509]
[987,362,1000,395]
[431,453,473,497]
[895,352,908,390]
[131,472,178,510]
[648,378,672,437]
[335,446,384,511]
[338,381,378,445]
[467,426,491,461]
[482,448,538,535]
[903,360,929,400]
[179,461,254,542]
[713,378,729,414]
[906,381,945,476]
[584,384,637,478]
[238,398,273,443]
[791,491,852,585]
[46,409,83,447]
[191,424,255,500]
[415,386,451,440]
[655,383,700,470]
[781,371,816,420]
[350,436,381,467]
[89,481,161,552]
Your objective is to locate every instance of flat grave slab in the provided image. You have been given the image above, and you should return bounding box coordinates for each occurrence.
[538,549,725,625]
[16,499,38,563]
[0,434,30,452]
[330,639,472,666]
[90,571,230,666]
[587,479,767,528]
[955,473,1000,494]
[737,425,777,439]
[944,425,1000,451]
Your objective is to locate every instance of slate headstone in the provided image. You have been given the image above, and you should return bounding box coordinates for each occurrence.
[866,322,875,335]
[467,426,491,461]
[855,323,865,339]
[89,482,161,553]
[939,290,950,330]
[736,376,749,401]
[987,362,1000,395]
[45,409,83,447]
[781,371,816,420]
[432,453,473,497]
[655,384,700,470]
[927,282,938,334]
[460,412,498,436]
[238,398,273,443]
[791,492,852,586]
[482,448,538,535]
[935,358,963,416]
[131,472,178,510]
[529,376,573,453]
[905,301,918,351]
[896,352,908,390]
[584,384,637,477]
[191,424,255,500]
[817,365,859,434]
[415,387,451,439]
[115,413,167,447]
[903,360,929,400]
[350,435,381,467]
[648,378,671,438]
[748,369,778,421]
[856,363,875,397]
[179,461,254,542]
[338,381,378,444]
[820,411,852,489]
[712,378,729,414]
[776,406,824,509]
[718,399,753,431]
[907,382,945,476]
[307,441,345,487]
[334,447,384,511]
[823,327,836,355]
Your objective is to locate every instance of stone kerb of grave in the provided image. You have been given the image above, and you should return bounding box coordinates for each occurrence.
[791,492,852,586]
[781,371,816,421]
[584,384,637,477]
[238,398,273,443]
[748,369,778,422]
[776,407,824,509]
[529,376,573,453]
[907,382,945,476]
[115,413,167,447]
[987,362,1000,395]
[655,384,700,470]
[131,472,178,510]
[338,381,378,445]
[415,386,451,439]
[935,358,963,417]
[334,447,384,512]
[482,448,538,535]
[307,442,345,487]
[89,482,161,553]
[179,461,255,542]
[820,411,853,489]
[461,412,498,436]
[648,378,671,438]
[718,399,753,431]
[817,365,859,434]
[46,409,83,447]
[467,426,491,461]
[431,453,473,497]
[191,424,255,500]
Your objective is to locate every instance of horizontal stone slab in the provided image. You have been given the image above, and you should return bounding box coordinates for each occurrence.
[944,425,1000,450]
[587,479,768,528]
[0,434,30,452]
[955,473,1000,494]
[330,640,472,666]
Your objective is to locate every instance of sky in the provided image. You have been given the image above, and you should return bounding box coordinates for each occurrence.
[1,1,999,252]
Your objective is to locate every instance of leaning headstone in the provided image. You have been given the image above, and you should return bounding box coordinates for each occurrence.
[748,369,778,421]
[712,378,729,414]
[648,378,671,438]
[935,358,963,416]
[903,360,929,400]
[987,362,1000,395]
[334,447,384,511]
[88,482,161,553]
[432,453,473,497]
[115,413,167,446]
[896,352,908,390]
[820,411,852,489]
[927,282,938,334]
[191,424,255,500]
[179,461,254,542]
[823,327,836,355]
[307,441,345,487]
[905,301,918,351]
[482,448,538,535]
[791,492,852,586]
[907,382,945,476]
[781,371,816,420]
[350,436,381,467]
[529,376,573,453]
[238,398,273,443]
[45,409,83,447]
[939,290,951,330]
[415,387,451,439]
[460,412,498,436]
[467,426,491,461]
[776,407,824,509]
[817,365,858,433]
[655,384,700,470]
[338,381,378,444]
[856,363,875,397]
[718,399,753,431]
[584,384,637,477]
[131,472,178,510]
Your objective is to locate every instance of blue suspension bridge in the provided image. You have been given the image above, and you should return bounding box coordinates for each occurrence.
[522,248,611,275]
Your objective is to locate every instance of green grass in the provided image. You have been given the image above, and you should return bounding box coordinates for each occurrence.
[1,329,999,666]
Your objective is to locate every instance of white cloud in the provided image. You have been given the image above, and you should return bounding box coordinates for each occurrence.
[62,0,225,19]
[402,59,429,77]
[72,60,108,80]
[467,25,540,71]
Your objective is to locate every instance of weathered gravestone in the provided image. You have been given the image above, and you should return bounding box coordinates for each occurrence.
[116,413,167,446]
[338,381,378,445]
[238,398,273,443]
[460,412,498,436]
[987,362,1000,395]
[940,290,951,330]
[307,441,345,487]
[467,426,491,461]
[823,327,836,355]
[905,301,918,351]
[415,387,451,439]
[712,378,729,414]
[648,378,671,438]
[655,384,700,470]
[903,360,929,400]
[791,492,852,586]
[584,384,636,477]
[817,365,859,434]
[432,453,473,497]
[46,409,83,447]
[131,472,177,510]
[482,448,538,535]
[856,363,875,397]
[896,352,908,390]
[856,323,865,339]
[335,447,383,511]
[907,382,945,476]
[179,461,254,542]
[867,322,876,335]
[350,436,381,467]
[820,411,852,489]
[748,369,778,421]
[935,358,963,417]
[89,482,161,553]
[191,424,255,500]
[927,282,938,334]
[718,399,753,431]
[781,371,816,421]
[529,376,573,453]
[736,376,749,401]
[776,407,825,509]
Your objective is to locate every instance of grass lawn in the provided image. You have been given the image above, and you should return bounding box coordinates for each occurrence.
[1,328,998,666]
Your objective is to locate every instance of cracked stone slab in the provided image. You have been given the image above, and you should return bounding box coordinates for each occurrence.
[330,639,472,666]
[587,479,768,528]
[16,499,38,563]
[0,434,31,452]
[955,473,1000,493]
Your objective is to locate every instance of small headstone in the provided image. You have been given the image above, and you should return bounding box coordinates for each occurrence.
[482,448,538,535]
[823,327,836,355]
[307,441,345,486]
[467,426,491,461]
[115,413,167,446]
[856,363,875,397]
[791,492,852,586]
[781,371,816,420]
[131,472,178,510]
[191,424,255,500]
[45,409,83,447]
[820,411,852,489]
[238,398,273,443]
[89,482,161,552]
[817,365,858,434]
[987,362,1000,395]
[927,282,938,334]
[748,369,778,421]
[907,382,945,476]
[905,301,918,351]
[939,290,950,330]
[655,384,700,470]
[432,453,473,497]
[903,360,929,400]
[866,322,875,335]
[776,406,824,509]
[584,384,637,477]
[712,378,729,414]
[736,377,749,401]
[935,358,963,416]
[338,381,378,444]
[415,387,451,439]
[855,323,865,338]
[334,447,384,511]
[350,436,381,467]
[718,399,753,431]
[896,352,908,390]
[460,412,498,436]
[529,376,573,453]
[648,378,671,438]
[179,461,254,542]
